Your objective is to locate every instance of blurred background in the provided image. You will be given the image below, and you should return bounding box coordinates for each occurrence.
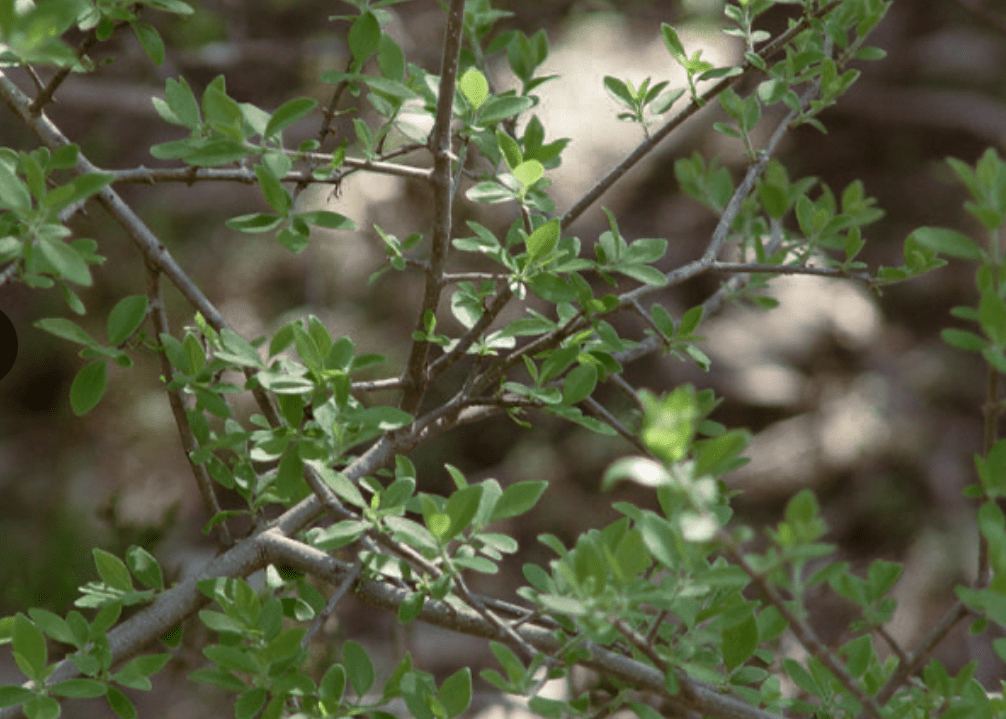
[1,0,1004,715]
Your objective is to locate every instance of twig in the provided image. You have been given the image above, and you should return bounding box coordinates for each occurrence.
[874,624,909,666]
[711,261,872,283]
[869,600,971,707]
[428,282,515,382]
[316,55,355,148]
[145,265,233,549]
[301,557,363,649]
[29,20,129,115]
[582,396,650,455]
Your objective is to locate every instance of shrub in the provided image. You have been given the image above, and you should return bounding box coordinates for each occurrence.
[2,1,1005,718]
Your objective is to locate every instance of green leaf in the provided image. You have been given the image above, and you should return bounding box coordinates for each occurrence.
[27,609,75,646]
[204,644,259,674]
[0,161,30,211]
[131,21,164,65]
[308,520,367,551]
[297,210,356,230]
[219,328,264,368]
[235,688,267,719]
[143,0,194,14]
[694,429,751,476]
[377,32,405,81]
[343,640,375,697]
[497,129,522,171]
[425,513,449,541]
[526,218,559,262]
[722,613,758,670]
[459,67,489,110]
[478,94,535,125]
[320,664,346,706]
[49,678,108,698]
[759,183,788,219]
[13,614,46,680]
[264,97,318,140]
[38,237,92,286]
[22,694,62,719]
[854,46,887,60]
[466,181,517,204]
[398,592,425,624]
[226,213,283,233]
[35,317,100,348]
[163,77,201,129]
[93,548,133,592]
[491,481,547,521]
[311,464,367,508]
[126,546,164,591]
[43,172,114,214]
[513,159,543,190]
[438,668,472,718]
[562,363,597,405]
[183,138,250,166]
[981,287,1006,346]
[255,163,292,215]
[489,641,526,685]
[71,360,108,415]
[529,696,565,718]
[444,484,484,541]
[201,77,242,127]
[782,657,821,697]
[637,512,678,568]
[0,684,32,707]
[107,295,148,346]
[602,457,671,491]
[908,227,985,261]
[348,11,381,64]
[661,23,686,59]
[616,263,668,286]
[603,76,635,108]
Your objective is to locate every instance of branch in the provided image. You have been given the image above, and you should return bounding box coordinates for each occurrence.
[0,404,443,719]
[398,0,468,415]
[260,532,786,719]
[105,155,432,185]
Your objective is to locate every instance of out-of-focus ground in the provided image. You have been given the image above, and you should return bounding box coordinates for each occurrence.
[1,0,1004,715]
